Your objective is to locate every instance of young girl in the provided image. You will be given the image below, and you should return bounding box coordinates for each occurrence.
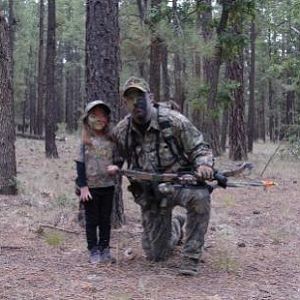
[75,100,118,264]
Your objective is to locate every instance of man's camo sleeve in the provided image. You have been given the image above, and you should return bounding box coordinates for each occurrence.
[171,111,214,168]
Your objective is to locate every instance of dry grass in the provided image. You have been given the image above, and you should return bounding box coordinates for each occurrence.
[1,136,300,299]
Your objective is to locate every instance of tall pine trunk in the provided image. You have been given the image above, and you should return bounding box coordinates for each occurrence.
[203,0,233,156]
[149,0,162,102]
[161,42,170,101]
[227,56,247,160]
[36,0,45,136]
[227,18,247,161]
[8,0,15,79]
[247,19,256,152]
[45,0,58,158]
[86,0,124,228]
[172,0,185,112]
[0,15,17,195]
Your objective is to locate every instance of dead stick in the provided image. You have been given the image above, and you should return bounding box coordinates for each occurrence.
[38,224,80,235]
[260,143,282,177]
[0,245,25,250]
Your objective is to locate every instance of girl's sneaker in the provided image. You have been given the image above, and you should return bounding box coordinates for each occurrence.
[100,248,116,263]
[89,247,101,264]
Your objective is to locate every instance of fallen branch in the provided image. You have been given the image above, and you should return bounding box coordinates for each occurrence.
[16,133,66,142]
[0,245,25,250]
[37,224,80,235]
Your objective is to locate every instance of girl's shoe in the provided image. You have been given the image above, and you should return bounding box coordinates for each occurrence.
[100,248,116,263]
[89,247,101,264]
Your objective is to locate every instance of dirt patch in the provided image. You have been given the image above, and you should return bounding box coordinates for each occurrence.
[1,138,300,299]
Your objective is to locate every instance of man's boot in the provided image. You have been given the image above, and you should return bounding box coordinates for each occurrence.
[178,256,199,276]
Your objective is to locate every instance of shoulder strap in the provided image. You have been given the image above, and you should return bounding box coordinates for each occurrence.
[157,106,190,167]
[125,116,141,169]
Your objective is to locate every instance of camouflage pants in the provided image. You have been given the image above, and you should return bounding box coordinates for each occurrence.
[135,187,211,261]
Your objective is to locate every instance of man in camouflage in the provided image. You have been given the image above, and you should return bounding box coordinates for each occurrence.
[111,77,214,276]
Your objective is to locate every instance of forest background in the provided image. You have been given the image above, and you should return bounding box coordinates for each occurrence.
[1,0,300,163]
[1,1,300,299]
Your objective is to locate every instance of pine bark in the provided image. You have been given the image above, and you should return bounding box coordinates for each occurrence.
[227,21,247,161]
[45,0,58,158]
[85,0,124,228]
[0,15,17,195]
[149,37,161,102]
[85,0,121,124]
[36,0,45,136]
[8,0,15,77]
[203,0,232,156]
[247,19,256,152]
[172,0,185,112]
[221,107,229,152]
[149,0,162,102]
[161,42,170,101]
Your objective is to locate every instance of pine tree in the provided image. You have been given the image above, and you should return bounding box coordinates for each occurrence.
[0,14,17,195]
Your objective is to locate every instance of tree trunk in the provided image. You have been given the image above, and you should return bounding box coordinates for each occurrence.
[136,0,148,79]
[73,64,81,130]
[227,44,247,161]
[36,0,45,136]
[26,47,37,135]
[161,42,170,101]
[45,0,58,158]
[0,15,17,195]
[286,88,295,126]
[55,44,64,125]
[173,53,184,110]
[257,91,266,142]
[247,19,256,152]
[86,0,124,228]
[66,65,81,132]
[136,0,148,25]
[221,106,229,152]
[285,6,296,129]
[172,0,185,112]
[8,0,15,78]
[149,36,161,102]
[194,2,202,80]
[149,0,162,102]
[203,0,233,156]
[268,79,275,142]
[65,67,74,131]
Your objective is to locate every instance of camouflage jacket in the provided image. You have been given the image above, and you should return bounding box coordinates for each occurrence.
[112,106,214,173]
[76,136,115,188]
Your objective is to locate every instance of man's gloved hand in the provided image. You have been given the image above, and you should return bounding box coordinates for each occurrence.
[196,165,214,181]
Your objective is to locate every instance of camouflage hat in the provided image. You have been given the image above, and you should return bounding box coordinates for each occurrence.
[122,76,150,96]
[83,100,111,119]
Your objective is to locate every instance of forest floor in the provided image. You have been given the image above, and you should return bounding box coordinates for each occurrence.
[1,136,300,300]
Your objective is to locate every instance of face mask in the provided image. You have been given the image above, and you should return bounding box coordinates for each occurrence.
[87,114,107,131]
[125,90,152,125]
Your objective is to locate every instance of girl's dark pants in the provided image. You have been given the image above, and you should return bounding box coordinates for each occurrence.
[83,186,114,251]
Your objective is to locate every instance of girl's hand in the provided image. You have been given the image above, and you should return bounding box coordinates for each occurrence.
[107,165,119,176]
[80,186,92,202]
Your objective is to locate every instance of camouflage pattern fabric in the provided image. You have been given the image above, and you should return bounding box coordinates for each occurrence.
[135,185,210,261]
[122,76,150,96]
[76,136,115,188]
[113,106,214,172]
[112,105,213,265]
